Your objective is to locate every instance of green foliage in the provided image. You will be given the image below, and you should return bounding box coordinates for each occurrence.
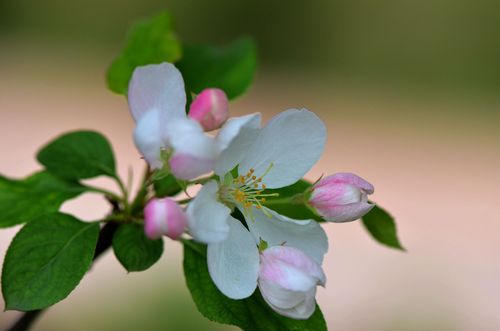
[177,37,257,100]
[154,174,182,198]
[107,12,182,94]
[37,130,116,180]
[112,223,164,272]
[0,172,85,228]
[183,241,327,331]
[264,180,323,222]
[2,213,100,311]
[362,205,405,250]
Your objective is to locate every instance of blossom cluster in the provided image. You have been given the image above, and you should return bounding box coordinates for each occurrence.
[130,63,374,319]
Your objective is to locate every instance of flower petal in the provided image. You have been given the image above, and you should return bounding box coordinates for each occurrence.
[166,118,218,179]
[133,108,164,169]
[167,118,218,160]
[216,113,262,152]
[246,207,328,264]
[239,109,326,189]
[128,62,186,122]
[260,246,326,290]
[187,181,231,243]
[215,114,262,177]
[260,283,317,320]
[169,153,215,180]
[318,201,375,223]
[259,279,307,310]
[207,217,259,299]
[314,172,374,194]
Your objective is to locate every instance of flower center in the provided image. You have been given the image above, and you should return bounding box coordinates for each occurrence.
[219,164,278,216]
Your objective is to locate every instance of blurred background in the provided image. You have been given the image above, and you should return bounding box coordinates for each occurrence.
[1,0,499,330]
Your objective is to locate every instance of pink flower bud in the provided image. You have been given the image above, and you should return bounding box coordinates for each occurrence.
[309,173,375,223]
[188,88,229,131]
[144,198,187,240]
[258,246,326,320]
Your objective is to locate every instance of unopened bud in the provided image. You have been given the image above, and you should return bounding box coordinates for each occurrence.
[188,88,229,131]
[309,173,374,223]
[259,246,326,319]
[144,198,187,240]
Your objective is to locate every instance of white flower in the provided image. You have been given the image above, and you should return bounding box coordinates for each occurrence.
[128,63,218,180]
[187,109,329,306]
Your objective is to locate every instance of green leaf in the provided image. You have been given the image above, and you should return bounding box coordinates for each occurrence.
[362,205,405,251]
[177,37,257,100]
[0,172,85,228]
[153,174,182,198]
[107,11,182,94]
[183,241,327,331]
[112,223,163,272]
[2,213,100,311]
[264,180,323,222]
[37,130,116,180]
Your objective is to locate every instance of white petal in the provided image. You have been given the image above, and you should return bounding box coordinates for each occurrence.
[261,284,317,320]
[207,217,259,299]
[239,109,326,189]
[259,246,326,290]
[133,108,164,169]
[216,113,262,152]
[169,153,215,180]
[246,207,328,264]
[259,279,307,309]
[167,118,218,160]
[215,115,261,177]
[128,63,186,122]
[187,181,231,244]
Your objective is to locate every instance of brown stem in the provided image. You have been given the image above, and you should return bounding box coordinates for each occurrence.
[5,222,119,331]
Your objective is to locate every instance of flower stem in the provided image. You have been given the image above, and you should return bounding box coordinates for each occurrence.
[180,238,206,257]
[177,197,193,204]
[84,184,123,203]
[261,197,293,205]
[113,174,130,212]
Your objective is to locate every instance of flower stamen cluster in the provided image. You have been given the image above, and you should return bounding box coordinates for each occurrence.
[220,165,278,217]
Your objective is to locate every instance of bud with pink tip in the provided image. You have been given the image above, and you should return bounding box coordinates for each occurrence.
[144,198,187,240]
[258,246,326,320]
[309,172,375,223]
[188,88,229,131]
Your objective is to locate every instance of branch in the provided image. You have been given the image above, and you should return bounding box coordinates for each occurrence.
[5,222,119,331]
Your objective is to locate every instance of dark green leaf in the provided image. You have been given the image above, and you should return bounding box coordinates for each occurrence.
[2,213,100,311]
[107,11,182,94]
[362,205,405,250]
[37,130,116,180]
[0,172,85,228]
[154,174,182,198]
[112,223,163,272]
[183,241,327,331]
[264,180,323,222]
[177,37,257,100]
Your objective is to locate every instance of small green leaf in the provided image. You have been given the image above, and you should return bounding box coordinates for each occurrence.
[265,180,323,222]
[258,238,268,252]
[183,241,327,331]
[2,213,100,311]
[37,130,116,180]
[177,37,257,100]
[0,172,85,228]
[153,174,182,198]
[362,205,405,250]
[107,11,182,94]
[112,223,163,272]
